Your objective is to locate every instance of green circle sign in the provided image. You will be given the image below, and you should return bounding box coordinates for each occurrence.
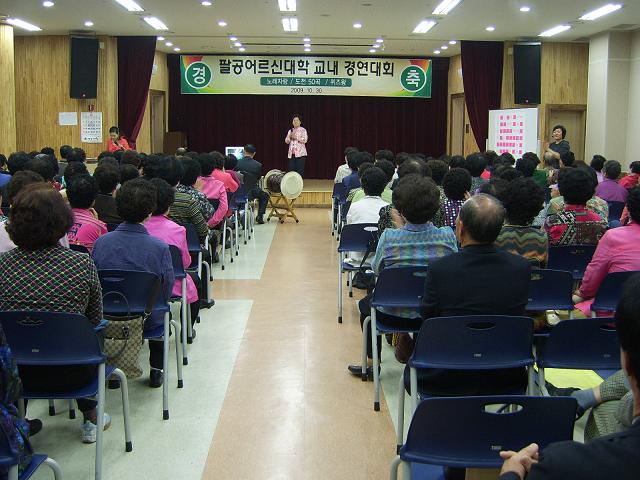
[400,65,426,92]
[185,61,212,89]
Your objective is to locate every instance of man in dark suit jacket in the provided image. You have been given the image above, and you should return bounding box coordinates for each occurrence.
[421,194,532,395]
[499,274,640,480]
[236,144,269,224]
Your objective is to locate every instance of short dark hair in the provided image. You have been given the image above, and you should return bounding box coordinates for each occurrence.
[426,159,448,185]
[210,151,225,171]
[374,149,394,162]
[357,162,374,179]
[355,151,373,169]
[392,174,440,224]
[120,164,139,184]
[579,165,598,190]
[590,155,606,172]
[149,178,175,215]
[40,147,55,159]
[398,158,427,178]
[94,163,120,194]
[63,161,88,185]
[630,161,640,175]
[8,152,30,175]
[516,156,537,177]
[374,159,395,183]
[484,150,498,167]
[292,113,302,122]
[465,153,487,177]
[626,186,640,223]
[199,153,216,176]
[459,194,505,244]
[443,167,472,200]
[109,126,120,135]
[494,166,523,182]
[67,148,86,163]
[225,154,238,170]
[503,178,544,226]
[603,160,622,180]
[67,173,98,209]
[361,166,387,197]
[116,178,157,223]
[121,150,140,167]
[522,151,540,166]
[346,150,360,171]
[7,171,45,205]
[499,152,516,166]
[7,183,73,250]
[0,154,6,169]
[478,178,509,202]
[558,167,594,205]
[244,144,256,154]
[60,145,73,160]
[615,273,640,383]
[395,152,410,167]
[560,150,575,167]
[344,146,358,157]
[181,157,202,186]
[25,156,54,181]
[449,155,466,169]
[552,124,567,139]
[145,156,184,187]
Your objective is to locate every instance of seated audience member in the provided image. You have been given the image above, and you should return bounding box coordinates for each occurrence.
[448,155,466,170]
[334,147,358,184]
[342,151,372,193]
[439,167,472,228]
[92,179,174,388]
[465,152,488,192]
[422,194,532,395]
[177,157,227,228]
[619,161,640,190]
[477,178,510,202]
[590,154,606,183]
[0,154,10,188]
[426,159,449,227]
[349,159,394,204]
[596,160,628,203]
[346,162,373,202]
[499,274,640,480]
[494,165,524,182]
[495,178,548,266]
[7,152,30,176]
[482,150,498,179]
[224,155,243,186]
[517,154,545,188]
[66,148,86,164]
[547,166,609,221]
[66,174,107,252]
[348,175,458,377]
[572,186,640,316]
[236,144,269,224]
[499,152,517,167]
[545,168,608,246]
[59,145,72,161]
[93,162,122,223]
[119,163,139,184]
[208,151,238,193]
[25,155,59,190]
[145,178,200,331]
[121,150,140,169]
[61,161,89,191]
[392,152,411,181]
[0,184,108,443]
[176,147,187,156]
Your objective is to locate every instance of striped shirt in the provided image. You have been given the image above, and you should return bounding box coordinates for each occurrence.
[545,205,608,246]
[495,225,549,267]
[168,190,209,243]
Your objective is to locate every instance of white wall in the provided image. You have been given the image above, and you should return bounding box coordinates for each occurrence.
[626,30,640,168]
[585,33,609,159]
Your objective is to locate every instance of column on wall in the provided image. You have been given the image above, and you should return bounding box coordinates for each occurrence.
[0,24,17,154]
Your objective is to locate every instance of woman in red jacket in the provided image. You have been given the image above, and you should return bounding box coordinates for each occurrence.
[107,126,131,153]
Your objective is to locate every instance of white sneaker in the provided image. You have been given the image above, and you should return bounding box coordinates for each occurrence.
[81,413,112,444]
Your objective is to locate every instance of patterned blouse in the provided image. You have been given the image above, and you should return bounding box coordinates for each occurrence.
[176,184,215,223]
[441,198,465,227]
[285,127,308,158]
[495,225,549,267]
[547,195,609,222]
[544,205,608,246]
[0,245,103,325]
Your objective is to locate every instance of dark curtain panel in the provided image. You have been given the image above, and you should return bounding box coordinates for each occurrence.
[460,41,504,151]
[167,55,450,178]
[117,36,157,148]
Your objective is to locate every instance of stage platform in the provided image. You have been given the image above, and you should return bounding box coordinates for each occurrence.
[295,179,333,208]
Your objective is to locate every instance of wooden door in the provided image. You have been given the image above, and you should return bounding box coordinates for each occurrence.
[450,94,465,155]
[546,106,586,162]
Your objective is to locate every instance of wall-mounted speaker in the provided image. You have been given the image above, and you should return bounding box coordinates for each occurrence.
[513,43,541,105]
[70,37,98,99]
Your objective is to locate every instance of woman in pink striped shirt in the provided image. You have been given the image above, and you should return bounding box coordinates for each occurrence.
[285,114,308,177]
[66,174,107,252]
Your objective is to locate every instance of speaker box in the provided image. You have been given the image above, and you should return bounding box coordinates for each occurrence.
[513,44,541,105]
[70,37,99,99]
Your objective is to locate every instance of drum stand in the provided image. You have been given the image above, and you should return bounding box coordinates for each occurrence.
[267,193,300,224]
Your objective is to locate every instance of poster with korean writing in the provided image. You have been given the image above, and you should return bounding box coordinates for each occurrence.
[487,108,539,156]
[180,55,431,98]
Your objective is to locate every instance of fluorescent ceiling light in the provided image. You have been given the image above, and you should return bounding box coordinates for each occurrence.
[144,16,168,30]
[449,40,457,44]
[579,3,622,21]
[282,17,298,31]
[84,20,94,27]
[441,45,448,49]
[173,47,181,51]
[233,41,242,47]
[373,44,380,48]
[239,47,246,52]
[229,36,237,41]
[434,50,441,54]
[304,47,311,52]
[413,20,436,33]
[432,0,462,15]
[303,36,311,42]
[165,41,173,46]
[369,49,376,53]
[304,43,311,47]
[539,24,571,37]
[485,25,495,31]
[278,0,296,12]
[201,1,212,5]
[157,36,165,41]
[520,6,531,12]
[6,18,42,31]
[218,20,227,26]
[42,1,55,7]
[376,37,384,43]
[114,0,144,12]
[353,22,362,28]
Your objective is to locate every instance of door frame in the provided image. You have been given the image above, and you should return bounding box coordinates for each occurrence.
[149,89,166,154]
[449,93,465,155]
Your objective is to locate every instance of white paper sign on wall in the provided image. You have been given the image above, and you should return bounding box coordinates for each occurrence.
[80,111,103,143]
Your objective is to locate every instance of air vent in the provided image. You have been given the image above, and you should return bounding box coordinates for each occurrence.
[611,24,639,31]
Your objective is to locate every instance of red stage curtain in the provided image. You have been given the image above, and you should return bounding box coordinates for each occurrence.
[117,36,157,149]
[460,41,504,151]
[167,55,450,179]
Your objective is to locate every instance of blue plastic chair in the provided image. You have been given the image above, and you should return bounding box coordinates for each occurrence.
[0,311,133,480]
[591,271,639,316]
[607,201,625,222]
[336,223,378,323]
[98,270,183,420]
[547,245,596,281]
[331,183,347,236]
[526,269,575,314]
[184,223,213,300]
[390,396,577,480]
[536,317,620,395]
[233,184,254,245]
[0,425,63,480]
[168,245,191,364]
[210,198,235,271]
[365,266,429,411]
[396,315,534,452]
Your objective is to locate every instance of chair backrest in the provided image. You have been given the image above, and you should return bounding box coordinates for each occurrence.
[0,311,104,366]
[536,318,620,370]
[337,223,378,253]
[106,222,121,232]
[526,269,574,311]
[591,271,639,313]
[168,245,186,279]
[409,316,534,370]
[370,266,429,310]
[547,245,596,280]
[608,201,625,221]
[183,223,201,253]
[234,182,249,204]
[332,182,346,200]
[239,171,259,191]
[69,243,89,254]
[98,270,161,317]
[402,396,576,468]
[340,200,351,219]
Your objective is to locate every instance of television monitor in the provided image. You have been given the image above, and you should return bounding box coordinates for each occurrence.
[225,146,244,159]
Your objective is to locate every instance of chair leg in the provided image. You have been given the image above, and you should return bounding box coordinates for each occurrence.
[371,308,381,411]
[95,363,105,480]
[361,316,371,381]
[186,286,194,346]
[410,367,418,415]
[229,226,235,263]
[7,465,18,480]
[44,457,64,480]
[396,373,405,454]
[68,399,75,419]
[111,368,133,452]
[163,313,170,420]
[337,253,343,323]
[48,399,56,416]
[389,456,402,480]
[171,319,184,389]
[234,212,239,256]
[539,367,549,396]
[402,460,412,480]
[18,399,25,419]
[201,261,212,302]
[220,222,227,270]
[348,271,353,297]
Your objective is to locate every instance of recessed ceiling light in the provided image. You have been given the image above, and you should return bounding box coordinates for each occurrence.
[278,0,296,12]
[539,24,571,37]
[229,36,238,41]
[432,0,462,15]
[441,45,448,49]
[143,16,169,30]
[485,25,495,31]
[413,20,436,33]
[84,20,94,27]
[201,1,212,5]
[157,36,165,41]
[233,41,242,47]
[218,20,227,27]
[282,17,298,31]
[579,3,622,21]
[434,50,441,54]
[239,47,246,52]
[303,37,311,42]
[304,47,311,52]
[353,22,362,28]
[520,6,531,12]
[113,0,144,12]
[369,49,376,53]
[165,41,173,46]
[376,37,384,43]
[42,1,55,7]
[6,18,42,31]
[449,40,457,44]
[304,43,311,47]
[174,47,181,51]
[372,44,380,48]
